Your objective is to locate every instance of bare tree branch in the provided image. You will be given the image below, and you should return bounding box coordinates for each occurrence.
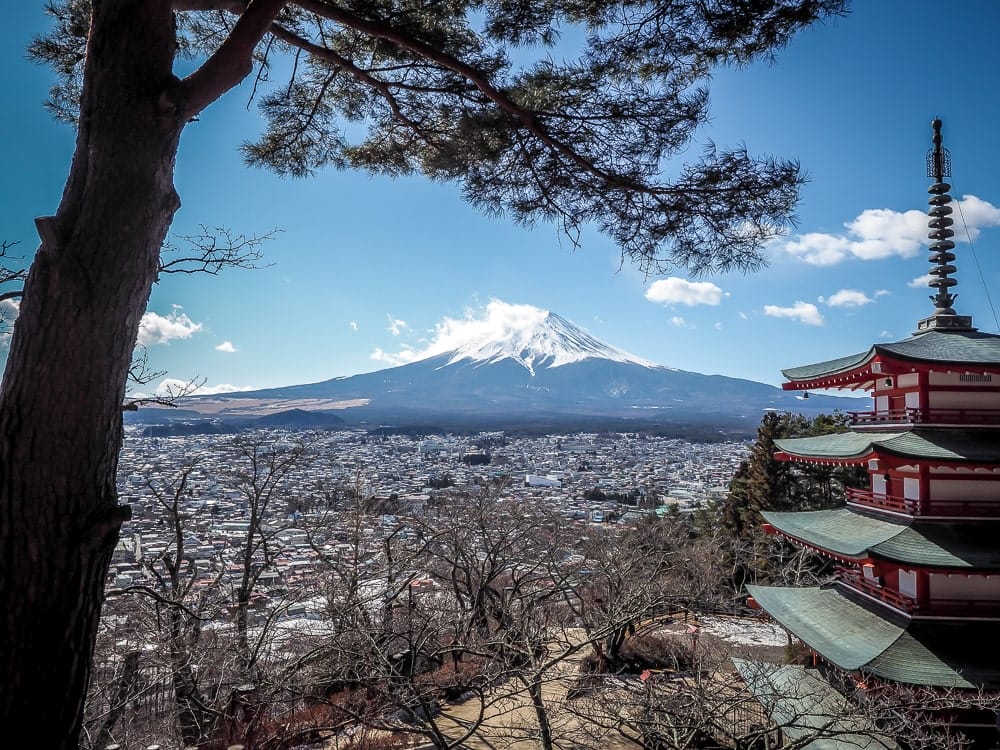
[158,225,278,277]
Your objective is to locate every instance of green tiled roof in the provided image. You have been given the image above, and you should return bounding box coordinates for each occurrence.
[880,330,1000,364]
[762,509,1000,569]
[747,586,903,670]
[732,659,898,750]
[747,585,1000,688]
[762,509,898,558]
[774,429,1000,463]
[782,350,873,381]
[872,522,1000,569]
[782,329,1000,382]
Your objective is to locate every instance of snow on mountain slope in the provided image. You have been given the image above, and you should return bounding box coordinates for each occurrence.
[427,302,658,374]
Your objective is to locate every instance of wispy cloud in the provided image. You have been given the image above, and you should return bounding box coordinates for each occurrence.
[215,341,237,353]
[909,274,934,288]
[371,346,419,366]
[386,315,408,336]
[778,195,1000,265]
[670,316,693,328]
[763,301,824,326]
[412,300,547,359]
[137,307,202,345]
[645,277,726,306]
[349,321,359,332]
[371,300,565,366]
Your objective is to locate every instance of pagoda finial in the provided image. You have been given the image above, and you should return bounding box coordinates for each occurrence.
[915,119,975,333]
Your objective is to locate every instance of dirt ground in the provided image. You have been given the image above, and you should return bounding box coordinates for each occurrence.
[320,613,790,749]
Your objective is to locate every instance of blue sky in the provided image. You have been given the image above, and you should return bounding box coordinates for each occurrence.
[3,2,1000,393]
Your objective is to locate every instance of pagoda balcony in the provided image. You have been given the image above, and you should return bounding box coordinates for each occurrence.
[848,407,1000,427]
[845,487,916,515]
[838,569,915,613]
[846,488,1000,517]
[839,570,1000,618]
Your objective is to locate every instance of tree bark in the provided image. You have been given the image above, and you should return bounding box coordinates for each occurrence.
[0,0,287,741]
[0,2,184,745]
[527,677,554,750]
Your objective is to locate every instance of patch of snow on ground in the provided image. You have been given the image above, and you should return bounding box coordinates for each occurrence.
[697,616,788,647]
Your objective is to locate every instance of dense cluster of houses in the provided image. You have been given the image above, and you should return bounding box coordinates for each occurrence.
[110,429,748,615]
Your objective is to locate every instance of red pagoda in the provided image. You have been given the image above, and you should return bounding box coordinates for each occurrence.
[747,120,1000,744]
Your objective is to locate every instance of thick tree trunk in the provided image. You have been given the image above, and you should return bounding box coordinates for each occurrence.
[0,2,184,746]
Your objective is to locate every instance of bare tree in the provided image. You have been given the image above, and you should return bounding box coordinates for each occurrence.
[83,436,314,749]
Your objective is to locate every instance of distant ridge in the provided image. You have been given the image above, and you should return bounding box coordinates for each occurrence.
[135,304,859,435]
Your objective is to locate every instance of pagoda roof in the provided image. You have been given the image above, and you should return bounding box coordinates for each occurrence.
[782,329,1000,384]
[747,585,1000,688]
[773,428,1000,464]
[732,659,898,750]
[762,508,1000,569]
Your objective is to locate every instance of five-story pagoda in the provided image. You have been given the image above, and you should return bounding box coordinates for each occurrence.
[748,120,1000,741]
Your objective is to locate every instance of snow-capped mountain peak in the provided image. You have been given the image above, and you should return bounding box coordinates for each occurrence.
[435,303,659,375]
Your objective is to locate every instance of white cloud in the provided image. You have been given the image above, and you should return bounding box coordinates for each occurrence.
[645,277,726,306]
[778,195,1000,265]
[670,316,693,328]
[409,300,549,360]
[824,289,874,308]
[714,322,723,331]
[349,321,359,332]
[386,315,408,336]
[953,194,1000,233]
[0,299,19,347]
[763,301,824,326]
[738,311,748,320]
[215,341,237,353]
[874,289,891,298]
[373,300,584,365]
[138,307,202,345]
[783,232,854,266]
[909,274,934,288]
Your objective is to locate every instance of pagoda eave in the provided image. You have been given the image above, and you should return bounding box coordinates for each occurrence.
[775,449,1000,473]
[774,429,1000,468]
[747,585,1000,689]
[782,350,1000,392]
[774,450,869,467]
[762,508,1000,571]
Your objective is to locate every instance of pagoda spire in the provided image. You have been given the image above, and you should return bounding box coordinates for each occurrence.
[915,118,975,333]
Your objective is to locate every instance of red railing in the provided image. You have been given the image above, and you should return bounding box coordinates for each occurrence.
[849,407,1000,426]
[839,570,914,613]
[845,487,916,514]
[839,571,1000,618]
[845,488,1000,518]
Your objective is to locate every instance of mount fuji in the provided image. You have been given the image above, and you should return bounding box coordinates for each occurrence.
[145,305,856,434]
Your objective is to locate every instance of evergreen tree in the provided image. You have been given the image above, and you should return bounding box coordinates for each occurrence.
[716,411,859,589]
